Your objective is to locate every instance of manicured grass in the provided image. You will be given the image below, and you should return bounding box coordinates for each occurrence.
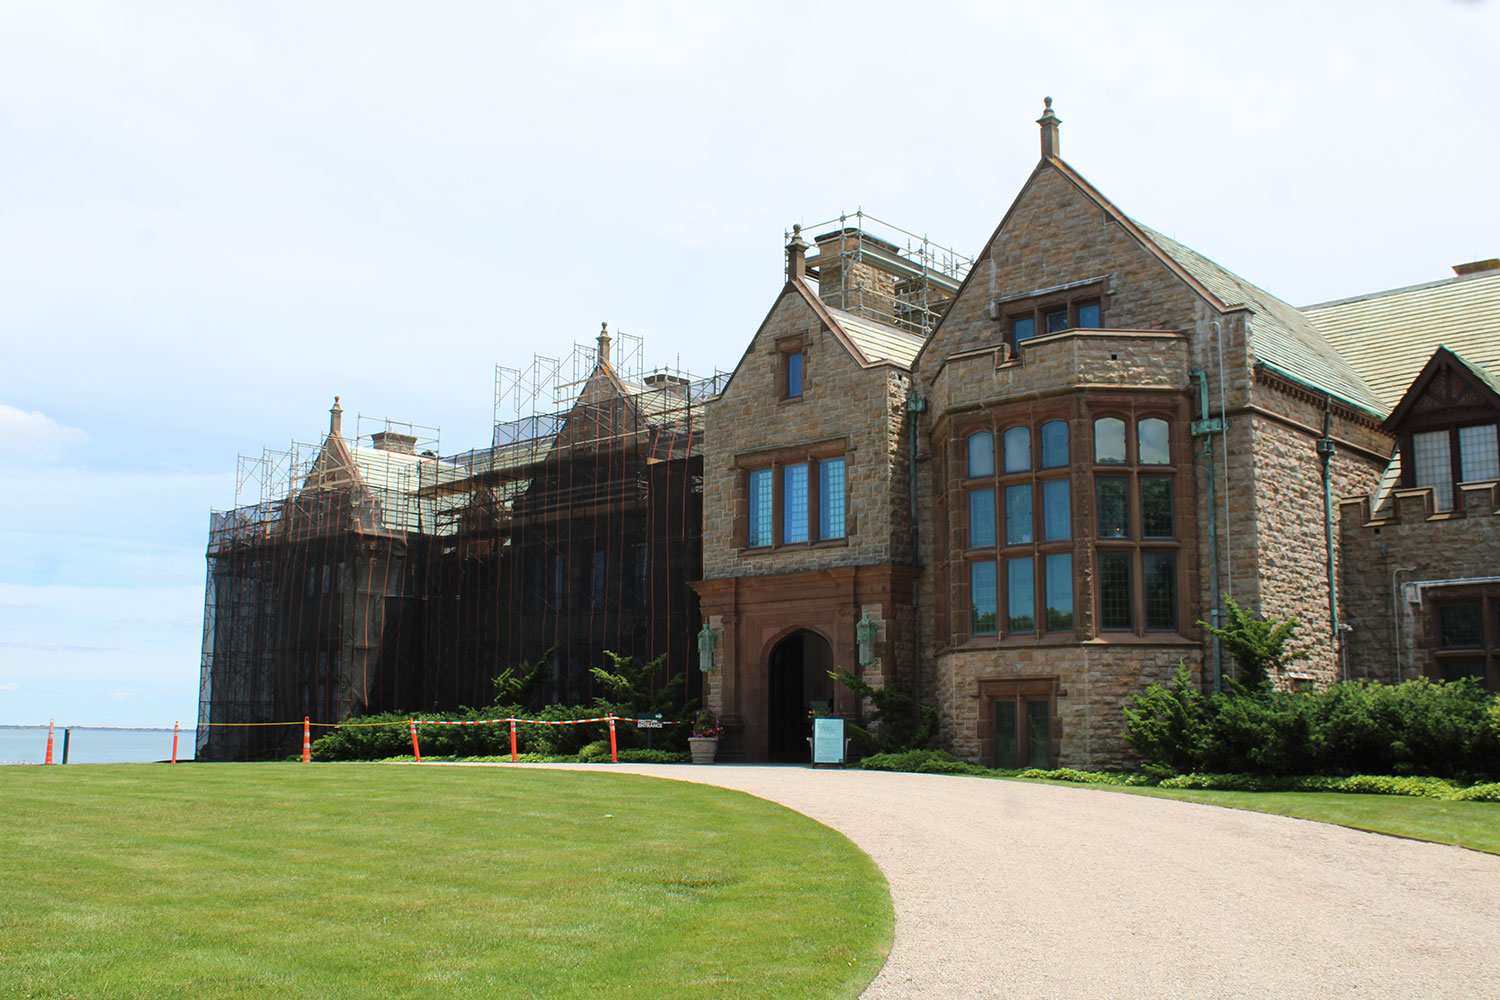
[0,764,891,1000]
[1093,783,1500,855]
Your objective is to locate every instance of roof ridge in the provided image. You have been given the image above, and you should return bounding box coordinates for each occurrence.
[1301,271,1500,312]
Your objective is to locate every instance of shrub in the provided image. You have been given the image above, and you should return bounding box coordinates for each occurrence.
[859,749,986,775]
[1123,663,1209,774]
[1123,674,1500,780]
[1198,595,1307,691]
[831,671,937,756]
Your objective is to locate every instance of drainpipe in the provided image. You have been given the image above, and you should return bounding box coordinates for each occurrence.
[907,394,926,567]
[1390,566,1417,682]
[1191,370,1224,692]
[1317,396,1341,679]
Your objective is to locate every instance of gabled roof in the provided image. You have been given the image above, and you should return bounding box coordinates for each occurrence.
[1302,270,1500,409]
[1381,344,1500,432]
[823,301,926,367]
[921,154,1386,417]
[1136,224,1388,418]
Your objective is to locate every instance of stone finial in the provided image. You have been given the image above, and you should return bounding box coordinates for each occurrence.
[786,223,810,280]
[1037,96,1061,159]
[329,395,343,436]
[597,321,611,366]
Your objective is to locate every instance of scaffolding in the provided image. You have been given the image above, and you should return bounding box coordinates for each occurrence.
[796,210,973,335]
[198,333,729,760]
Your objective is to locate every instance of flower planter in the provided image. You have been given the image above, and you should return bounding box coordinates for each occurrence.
[688,737,718,764]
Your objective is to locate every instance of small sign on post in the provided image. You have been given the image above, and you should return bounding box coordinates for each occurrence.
[811,717,846,767]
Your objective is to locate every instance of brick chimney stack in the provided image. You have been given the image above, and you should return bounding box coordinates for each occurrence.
[1038,96,1061,159]
[786,224,809,281]
[329,396,343,436]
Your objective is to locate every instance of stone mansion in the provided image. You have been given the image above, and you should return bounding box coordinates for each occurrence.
[692,100,1499,768]
[201,101,1498,767]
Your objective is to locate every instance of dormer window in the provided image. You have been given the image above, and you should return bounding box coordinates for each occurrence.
[1385,347,1500,513]
[1413,424,1499,510]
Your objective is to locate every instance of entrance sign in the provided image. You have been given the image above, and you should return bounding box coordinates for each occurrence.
[811,717,846,766]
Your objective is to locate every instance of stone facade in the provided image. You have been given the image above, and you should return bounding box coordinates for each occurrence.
[691,104,1487,768]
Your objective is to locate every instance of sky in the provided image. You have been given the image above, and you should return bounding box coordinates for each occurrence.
[2,0,1497,727]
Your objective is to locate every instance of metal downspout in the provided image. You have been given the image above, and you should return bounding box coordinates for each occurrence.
[1318,396,1341,679]
[1191,370,1223,692]
[907,394,925,567]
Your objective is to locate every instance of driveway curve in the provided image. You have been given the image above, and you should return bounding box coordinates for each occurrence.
[551,763,1500,999]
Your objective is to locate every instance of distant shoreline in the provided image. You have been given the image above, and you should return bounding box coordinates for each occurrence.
[0,725,187,733]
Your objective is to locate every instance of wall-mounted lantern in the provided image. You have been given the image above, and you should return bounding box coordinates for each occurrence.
[697,624,719,672]
[856,614,878,667]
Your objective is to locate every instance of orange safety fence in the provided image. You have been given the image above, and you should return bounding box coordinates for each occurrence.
[6,714,665,764]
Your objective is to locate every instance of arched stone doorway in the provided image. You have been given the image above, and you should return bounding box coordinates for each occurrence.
[766,629,835,762]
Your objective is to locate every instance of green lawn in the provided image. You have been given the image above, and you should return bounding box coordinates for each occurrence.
[0,764,892,1000]
[1096,784,1500,854]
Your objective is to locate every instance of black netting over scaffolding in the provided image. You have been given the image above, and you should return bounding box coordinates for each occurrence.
[198,337,724,761]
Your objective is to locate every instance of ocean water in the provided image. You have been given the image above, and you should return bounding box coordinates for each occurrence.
[0,727,196,765]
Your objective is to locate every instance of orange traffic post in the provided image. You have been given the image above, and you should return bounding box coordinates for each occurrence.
[44,719,55,765]
[608,715,618,763]
[171,721,180,763]
[509,719,518,762]
[301,717,311,763]
[409,718,422,763]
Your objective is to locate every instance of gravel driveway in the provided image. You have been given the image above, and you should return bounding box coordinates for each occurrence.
[554,763,1500,999]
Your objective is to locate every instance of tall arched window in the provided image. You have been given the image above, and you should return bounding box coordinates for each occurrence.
[967,431,994,478]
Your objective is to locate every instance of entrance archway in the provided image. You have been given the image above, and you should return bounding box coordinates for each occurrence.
[766,629,835,762]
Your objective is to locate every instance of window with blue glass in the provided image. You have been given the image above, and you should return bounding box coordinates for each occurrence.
[1005,484,1032,545]
[967,431,994,478]
[971,561,998,635]
[1040,420,1068,468]
[748,468,773,548]
[1045,553,1073,630]
[783,463,809,543]
[742,451,848,550]
[784,350,803,398]
[969,488,995,548]
[818,457,846,540]
[1007,558,1035,633]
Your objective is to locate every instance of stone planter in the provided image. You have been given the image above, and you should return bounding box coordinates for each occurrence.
[688,737,718,764]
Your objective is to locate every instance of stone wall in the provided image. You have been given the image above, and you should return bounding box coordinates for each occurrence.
[923,168,1210,363]
[701,284,911,581]
[936,643,1200,770]
[1339,483,1500,686]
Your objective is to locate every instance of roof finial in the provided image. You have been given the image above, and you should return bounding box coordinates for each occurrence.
[786,223,810,281]
[597,321,611,366]
[329,395,343,436]
[1037,96,1061,160]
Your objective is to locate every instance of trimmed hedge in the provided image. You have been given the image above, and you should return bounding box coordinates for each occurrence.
[1125,669,1500,780]
[311,704,688,762]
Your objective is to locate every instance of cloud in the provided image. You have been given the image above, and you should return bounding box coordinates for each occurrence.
[0,682,19,691]
[108,692,136,700]
[0,405,87,460]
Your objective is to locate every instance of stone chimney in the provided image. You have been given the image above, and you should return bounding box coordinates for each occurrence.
[1038,96,1061,159]
[786,224,809,281]
[597,321,611,367]
[329,396,343,436]
[370,430,418,454]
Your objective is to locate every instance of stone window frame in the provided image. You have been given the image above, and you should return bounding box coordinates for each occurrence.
[953,408,1075,643]
[776,332,808,403]
[1424,587,1500,692]
[734,437,850,554]
[1091,409,1186,635]
[997,279,1108,356]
